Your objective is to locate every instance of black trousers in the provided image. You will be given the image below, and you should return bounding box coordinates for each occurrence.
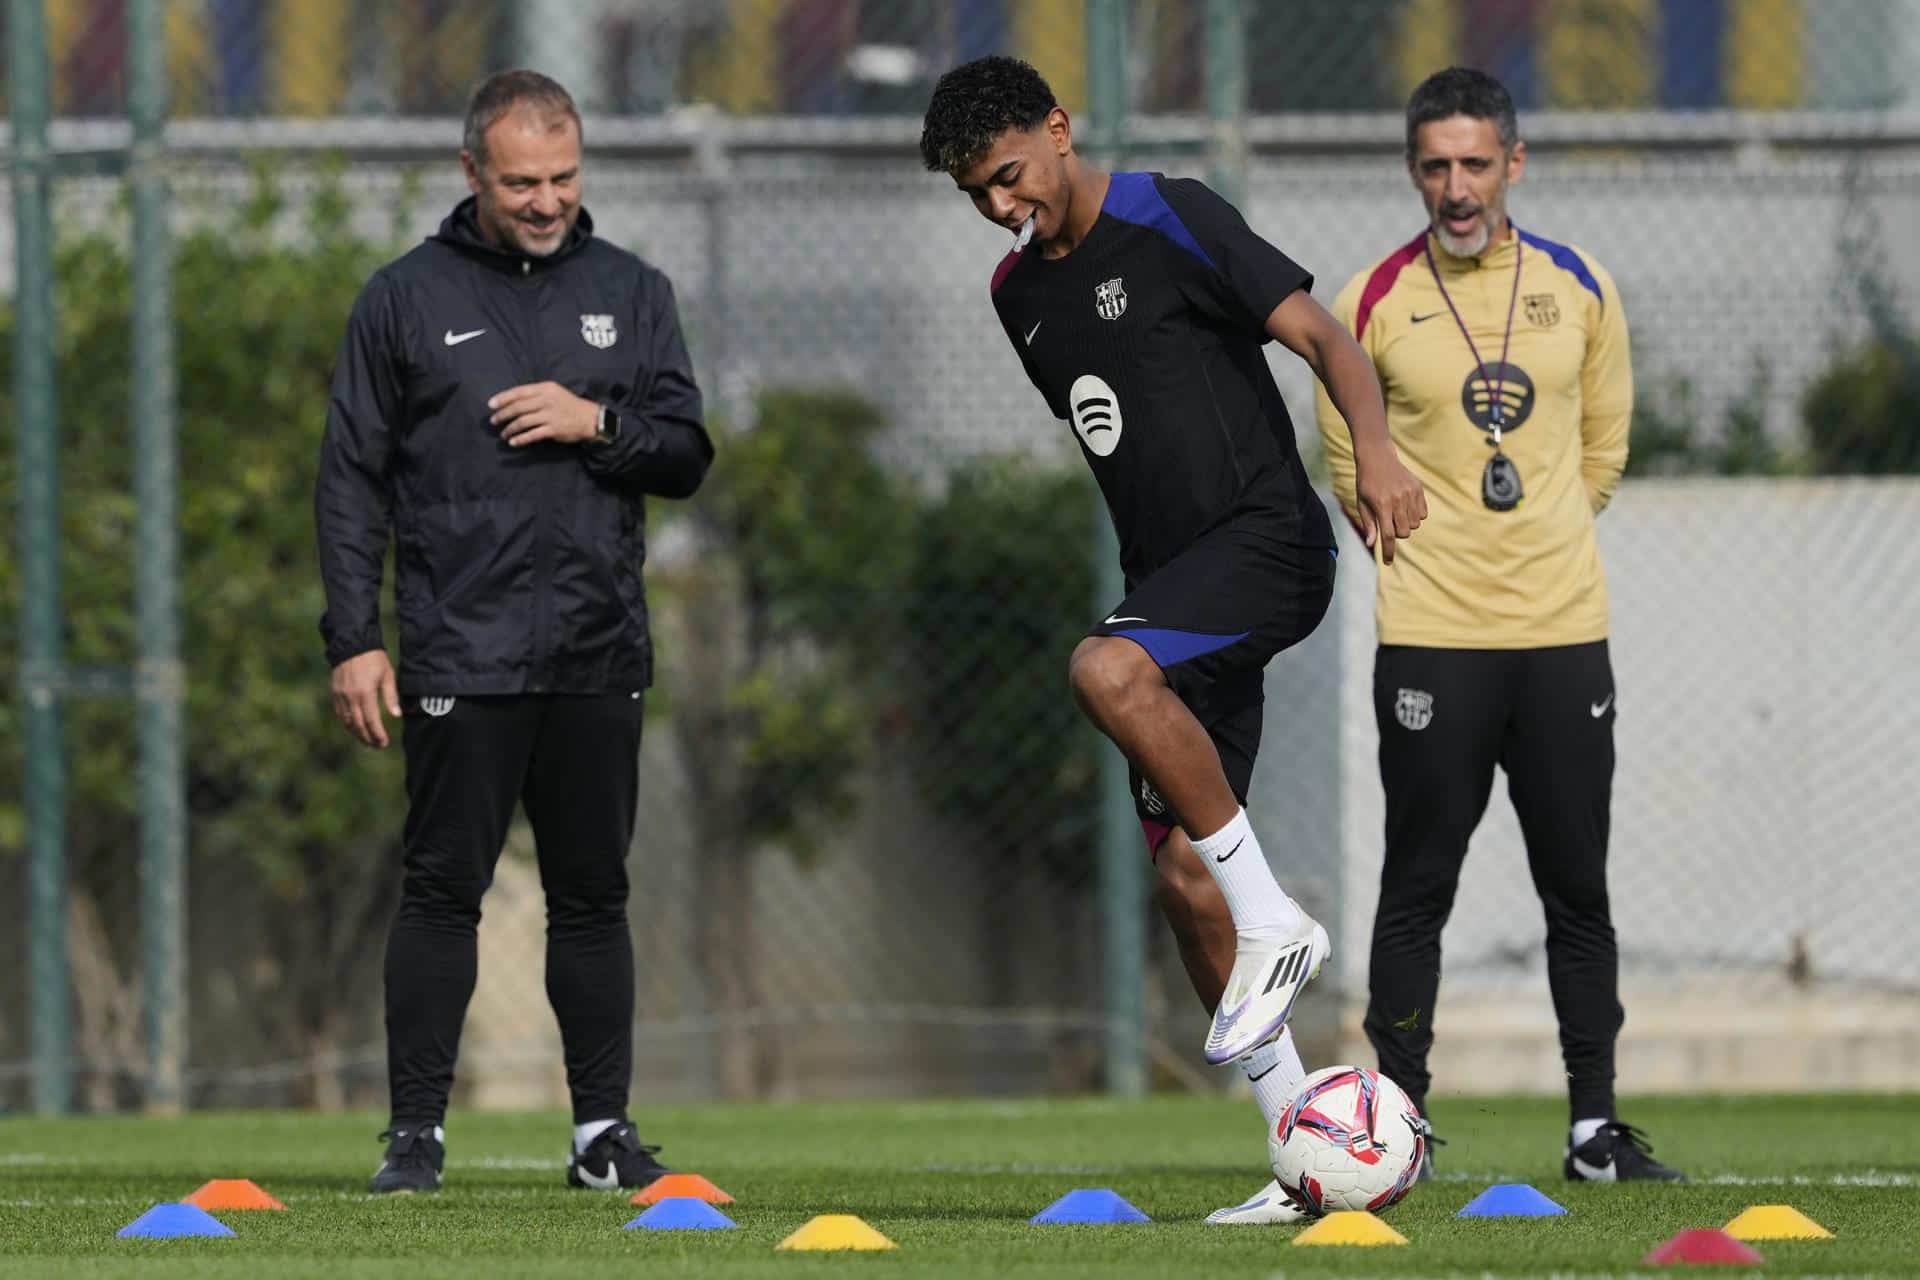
[1363,642,1624,1123]
[386,692,643,1127]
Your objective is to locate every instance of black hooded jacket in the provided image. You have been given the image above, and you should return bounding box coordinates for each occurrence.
[316,198,710,695]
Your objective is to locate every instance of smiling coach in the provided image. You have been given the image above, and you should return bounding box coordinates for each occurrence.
[316,69,710,1194]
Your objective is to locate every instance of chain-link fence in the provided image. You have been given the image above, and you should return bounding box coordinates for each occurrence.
[4,0,1920,1112]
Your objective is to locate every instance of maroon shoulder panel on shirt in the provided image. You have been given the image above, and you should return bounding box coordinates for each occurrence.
[1353,231,1428,340]
[990,245,1025,296]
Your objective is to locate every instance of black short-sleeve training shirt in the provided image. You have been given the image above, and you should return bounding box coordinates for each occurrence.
[990,172,1334,584]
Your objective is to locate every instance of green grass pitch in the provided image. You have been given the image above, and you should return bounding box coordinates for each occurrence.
[4,1093,1916,1277]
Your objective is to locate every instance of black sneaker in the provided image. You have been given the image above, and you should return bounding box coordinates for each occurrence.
[1412,1117,1446,1182]
[369,1124,444,1194]
[1564,1121,1686,1183]
[566,1121,670,1191]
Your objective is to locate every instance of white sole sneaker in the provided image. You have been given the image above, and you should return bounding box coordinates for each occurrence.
[1203,917,1330,1065]
[1205,1178,1308,1225]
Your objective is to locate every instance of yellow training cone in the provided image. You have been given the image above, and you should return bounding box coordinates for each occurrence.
[1725,1204,1835,1240]
[1292,1210,1409,1247]
[776,1214,898,1252]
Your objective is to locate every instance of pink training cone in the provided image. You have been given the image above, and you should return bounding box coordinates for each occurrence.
[1642,1228,1765,1267]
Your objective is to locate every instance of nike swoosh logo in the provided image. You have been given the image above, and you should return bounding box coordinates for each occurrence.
[1591,694,1615,718]
[1214,836,1244,864]
[444,328,486,346]
[1410,311,1443,324]
[1103,614,1147,625]
[573,1160,621,1190]
[1024,320,1042,345]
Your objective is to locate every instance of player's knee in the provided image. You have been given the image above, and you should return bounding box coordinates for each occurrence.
[1068,636,1153,716]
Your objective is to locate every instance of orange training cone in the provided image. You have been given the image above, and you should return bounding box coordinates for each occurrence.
[630,1173,735,1206]
[183,1179,288,1211]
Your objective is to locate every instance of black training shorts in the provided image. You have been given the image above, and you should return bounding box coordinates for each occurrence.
[1088,520,1336,836]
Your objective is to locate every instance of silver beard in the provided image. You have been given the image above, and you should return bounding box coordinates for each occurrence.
[1434,217,1492,258]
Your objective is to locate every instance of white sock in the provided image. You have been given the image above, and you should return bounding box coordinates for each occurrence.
[1241,1028,1307,1130]
[574,1118,620,1154]
[1570,1117,1608,1147]
[1188,808,1302,939]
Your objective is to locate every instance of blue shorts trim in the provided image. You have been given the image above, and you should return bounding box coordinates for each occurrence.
[1111,626,1251,669]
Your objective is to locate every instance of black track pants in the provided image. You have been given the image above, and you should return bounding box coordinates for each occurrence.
[385,692,642,1127]
[1362,642,1624,1123]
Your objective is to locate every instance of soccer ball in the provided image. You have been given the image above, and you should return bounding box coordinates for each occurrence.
[1268,1065,1426,1215]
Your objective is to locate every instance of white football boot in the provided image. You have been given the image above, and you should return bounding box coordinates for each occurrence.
[1203,915,1331,1065]
[1206,1178,1307,1225]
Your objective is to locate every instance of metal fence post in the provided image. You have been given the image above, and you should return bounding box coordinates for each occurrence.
[1206,0,1249,206]
[129,0,187,1112]
[9,0,70,1117]
[1086,0,1146,1099]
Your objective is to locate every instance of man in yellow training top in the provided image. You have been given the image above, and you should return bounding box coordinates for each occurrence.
[1316,67,1684,1184]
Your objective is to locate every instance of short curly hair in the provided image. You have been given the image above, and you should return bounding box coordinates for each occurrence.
[919,56,1057,174]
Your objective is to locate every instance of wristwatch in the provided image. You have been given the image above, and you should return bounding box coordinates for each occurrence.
[593,404,622,446]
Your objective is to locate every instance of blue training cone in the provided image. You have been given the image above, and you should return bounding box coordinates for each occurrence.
[1456,1183,1569,1218]
[117,1203,237,1238]
[623,1196,738,1230]
[1031,1188,1151,1224]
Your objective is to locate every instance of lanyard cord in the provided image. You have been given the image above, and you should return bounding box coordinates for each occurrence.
[1425,228,1524,445]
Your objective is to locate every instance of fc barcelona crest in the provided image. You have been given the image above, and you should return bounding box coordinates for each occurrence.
[1094,277,1128,321]
[1523,293,1560,328]
[580,313,618,349]
[1394,688,1434,732]
[1138,776,1168,817]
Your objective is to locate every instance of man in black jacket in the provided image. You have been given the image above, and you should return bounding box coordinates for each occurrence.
[316,69,711,1195]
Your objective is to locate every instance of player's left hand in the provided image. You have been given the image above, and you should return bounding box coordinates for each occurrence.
[1354,445,1427,565]
[489,382,598,447]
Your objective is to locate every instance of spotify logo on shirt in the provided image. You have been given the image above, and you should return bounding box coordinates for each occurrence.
[1069,374,1124,457]
[1460,361,1536,433]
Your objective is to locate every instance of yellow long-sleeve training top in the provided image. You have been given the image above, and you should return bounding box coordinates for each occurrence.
[1315,227,1631,649]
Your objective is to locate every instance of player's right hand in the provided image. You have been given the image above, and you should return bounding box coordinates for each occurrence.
[1354,447,1427,566]
[331,649,401,749]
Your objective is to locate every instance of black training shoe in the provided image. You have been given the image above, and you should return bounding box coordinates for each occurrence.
[369,1124,444,1194]
[1412,1116,1445,1181]
[566,1121,670,1191]
[1564,1121,1687,1183]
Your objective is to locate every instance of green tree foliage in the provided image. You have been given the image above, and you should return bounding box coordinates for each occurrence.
[680,391,1100,875]
[685,388,916,853]
[1627,360,1801,478]
[1802,338,1920,475]
[0,165,412,1096]
[900,459,1100,881]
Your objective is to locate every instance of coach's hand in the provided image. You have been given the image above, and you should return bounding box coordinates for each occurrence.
[490,382,598,447]
[332,649,401,749]
[1354,444,1427,566]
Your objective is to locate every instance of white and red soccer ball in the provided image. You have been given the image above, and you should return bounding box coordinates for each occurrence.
[1268,1065,1427,1215]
